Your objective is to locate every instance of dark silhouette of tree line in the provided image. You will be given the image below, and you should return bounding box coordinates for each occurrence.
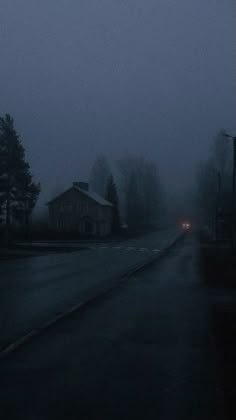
[196,129,232,239]
[89,154,163,233]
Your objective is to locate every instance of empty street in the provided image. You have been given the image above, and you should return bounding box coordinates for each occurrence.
[0,232,230,419]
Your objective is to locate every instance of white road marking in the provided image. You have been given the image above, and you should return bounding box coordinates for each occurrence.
[90,245,160,253]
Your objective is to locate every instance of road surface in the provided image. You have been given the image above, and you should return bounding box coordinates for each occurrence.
[0,229,179,351]
[0,233,225,419]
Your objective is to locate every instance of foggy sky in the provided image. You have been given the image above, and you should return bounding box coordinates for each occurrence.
[0,0,235,212]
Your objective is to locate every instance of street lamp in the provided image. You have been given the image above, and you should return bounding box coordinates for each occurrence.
[224,133,236,252]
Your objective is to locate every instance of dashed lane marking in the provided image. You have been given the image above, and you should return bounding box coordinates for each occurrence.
[89,246,161,253]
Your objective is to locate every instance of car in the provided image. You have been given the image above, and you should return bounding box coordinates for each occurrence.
[181,221,191,231]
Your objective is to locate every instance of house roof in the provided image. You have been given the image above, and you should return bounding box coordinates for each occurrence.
[74,186,113,206]
[47,185,113,207]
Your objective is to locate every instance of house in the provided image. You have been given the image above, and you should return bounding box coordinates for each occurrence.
[47,182,113,236]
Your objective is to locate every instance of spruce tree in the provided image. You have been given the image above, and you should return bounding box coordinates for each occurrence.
[0,114,40,240]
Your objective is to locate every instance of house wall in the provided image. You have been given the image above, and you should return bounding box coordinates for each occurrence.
[48,188,112,236]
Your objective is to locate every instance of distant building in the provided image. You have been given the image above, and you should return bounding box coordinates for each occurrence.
[47,182,113,236]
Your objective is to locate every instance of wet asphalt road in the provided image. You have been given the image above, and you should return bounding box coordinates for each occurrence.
[0,234,224,419]
[0,229,179,350]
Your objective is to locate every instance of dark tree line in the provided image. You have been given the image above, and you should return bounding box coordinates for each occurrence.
[118,156,163,229]
[0,114,40,241]
[89,154,163,232]
[196,129,232,238]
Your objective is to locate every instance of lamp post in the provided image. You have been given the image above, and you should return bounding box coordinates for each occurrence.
[224,133,236,252]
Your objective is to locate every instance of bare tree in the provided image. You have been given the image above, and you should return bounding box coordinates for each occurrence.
[89,155,111,197]
[117,156,162,229]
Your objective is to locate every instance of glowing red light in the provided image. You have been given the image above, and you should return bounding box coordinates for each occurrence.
[181,221,191,230]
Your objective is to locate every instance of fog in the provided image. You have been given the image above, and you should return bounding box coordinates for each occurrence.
[0,0,235,214]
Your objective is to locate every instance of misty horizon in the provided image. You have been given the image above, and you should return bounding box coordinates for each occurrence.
[0,1,235,214]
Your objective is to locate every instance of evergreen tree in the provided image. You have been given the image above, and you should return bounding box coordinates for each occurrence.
[0,114,40,240]
[106,174,121,234]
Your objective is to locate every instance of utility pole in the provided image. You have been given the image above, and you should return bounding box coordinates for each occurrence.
[224,134,236,253]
